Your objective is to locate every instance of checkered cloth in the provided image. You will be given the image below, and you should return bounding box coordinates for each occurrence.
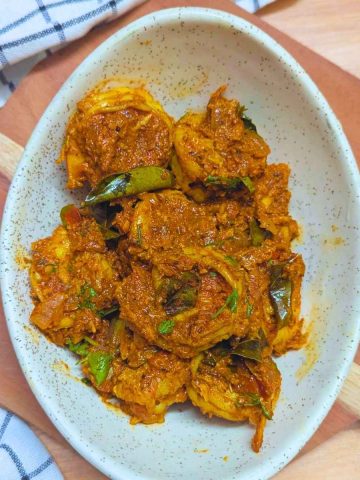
[0,0,275,107]
[236,0,274,13]
[0,408,63,480]
[0,0,146,107]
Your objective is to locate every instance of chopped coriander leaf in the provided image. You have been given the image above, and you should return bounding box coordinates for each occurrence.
[211,289,239,319]
[242,393,272,420]
[209,271,217,278]
[88,287,97,298]
[81,377,92,386]
[157,319,175,335]
[78,298,96,310]
[227,289,239,313]
[211,302,227,319]
[78,283,97,310]
[236,393,272,419]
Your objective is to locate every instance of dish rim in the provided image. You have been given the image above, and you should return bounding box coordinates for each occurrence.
[1,6,360,480]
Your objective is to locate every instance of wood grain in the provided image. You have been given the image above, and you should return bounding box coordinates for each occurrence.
[258,0,360,79]
[338,363,360,418]
[0,0,359,478]
[275,424,360,479]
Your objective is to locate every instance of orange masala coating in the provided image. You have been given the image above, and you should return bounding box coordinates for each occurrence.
[29,86,306,451]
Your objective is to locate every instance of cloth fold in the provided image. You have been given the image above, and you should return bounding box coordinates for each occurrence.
[0,0,146,106]
[235,0,274,13]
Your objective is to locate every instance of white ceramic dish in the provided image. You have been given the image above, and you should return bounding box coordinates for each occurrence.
[1,7,360,480]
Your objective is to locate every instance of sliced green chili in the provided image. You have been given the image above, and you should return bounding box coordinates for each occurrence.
[87,351,112,385]
[66,339,89,357]
[84,166,174,205]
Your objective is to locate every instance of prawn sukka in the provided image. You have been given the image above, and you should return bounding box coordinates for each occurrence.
[29,84,306,452]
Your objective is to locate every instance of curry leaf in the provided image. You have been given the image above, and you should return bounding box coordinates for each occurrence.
[242,115,257,132]
[269,264,292,328]
[160,272,200,316]
[205,175,254,193]
[231,339,262,362]
[97,305,119,318]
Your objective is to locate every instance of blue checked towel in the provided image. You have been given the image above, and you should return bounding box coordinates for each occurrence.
[0,0,275,476]
[0,0,275,107]
[0,408,63,480]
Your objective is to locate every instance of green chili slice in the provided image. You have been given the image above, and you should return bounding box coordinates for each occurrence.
[84,166,174,205]
[87,351,112,385]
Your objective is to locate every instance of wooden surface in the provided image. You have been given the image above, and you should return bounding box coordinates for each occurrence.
[0,0,359,479]
[257,0,360,79]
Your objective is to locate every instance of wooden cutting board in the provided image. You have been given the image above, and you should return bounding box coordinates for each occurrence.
[0,0,359,478]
